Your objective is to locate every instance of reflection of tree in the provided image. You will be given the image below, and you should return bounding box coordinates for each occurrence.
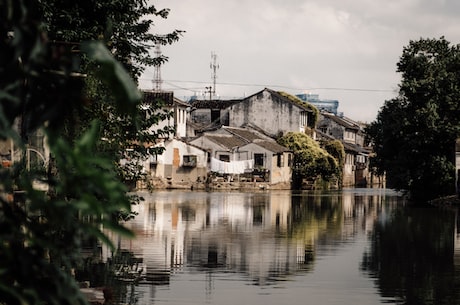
[289,194,343,245]
[361,207,460,305]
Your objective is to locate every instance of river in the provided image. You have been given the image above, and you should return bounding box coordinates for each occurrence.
[99,188,460,305]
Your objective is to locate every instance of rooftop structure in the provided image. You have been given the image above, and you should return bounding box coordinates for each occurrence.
[296,93,340,115]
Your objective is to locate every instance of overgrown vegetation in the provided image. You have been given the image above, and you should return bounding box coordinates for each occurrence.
[323,139,345,186]
[0,0,180,304]
[277,132,341,188]
[366,37,460,202]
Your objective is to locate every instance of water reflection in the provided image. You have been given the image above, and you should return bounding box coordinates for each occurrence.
[99,189,460,305]
[362,205,460,305]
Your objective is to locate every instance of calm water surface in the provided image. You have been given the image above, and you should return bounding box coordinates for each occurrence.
[103,189,460,305]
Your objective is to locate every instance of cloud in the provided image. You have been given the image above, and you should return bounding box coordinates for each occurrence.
[142,0,460,122]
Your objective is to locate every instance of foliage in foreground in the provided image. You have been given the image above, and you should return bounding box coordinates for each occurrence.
[0,0,179,304]
[366,37,460,201]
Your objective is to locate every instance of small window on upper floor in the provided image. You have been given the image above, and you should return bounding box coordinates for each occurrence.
[254,153,264,167]
[300,111,308,127]
[183,155,197,167]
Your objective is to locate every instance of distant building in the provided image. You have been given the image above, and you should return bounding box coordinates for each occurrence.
[142,90,189,139]
[296,93,339,115]
[147,138,208,188]
[189,126,293,186]
[316,112,371,187]
[190,88,316,138]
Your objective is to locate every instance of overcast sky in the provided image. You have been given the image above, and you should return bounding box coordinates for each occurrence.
[140,0,460,122]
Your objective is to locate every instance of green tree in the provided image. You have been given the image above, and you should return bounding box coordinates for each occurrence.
[39,0,182,185]
[0,0,179,304]
[323,139,345,186]
[366,37,460,201]
[278,132,340,188]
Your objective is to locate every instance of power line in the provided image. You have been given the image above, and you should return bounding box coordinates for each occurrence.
[139,76,396,94]
[162,81,202,93]
[159,79,395,93]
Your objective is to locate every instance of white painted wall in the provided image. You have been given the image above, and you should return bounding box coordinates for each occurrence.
[240,142,292,184]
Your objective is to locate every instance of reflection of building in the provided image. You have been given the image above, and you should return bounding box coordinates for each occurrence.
[105,190,399,287]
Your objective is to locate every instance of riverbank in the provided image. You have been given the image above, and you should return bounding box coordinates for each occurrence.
[429,195,460,208]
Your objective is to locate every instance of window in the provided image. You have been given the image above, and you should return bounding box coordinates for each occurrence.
[254,153,264,167]
[277,153,284,167]
[211,109,220,124]
[183,155,197,167]
[356,155,366,164]
[300,111,308,127]
[219,155,230,162]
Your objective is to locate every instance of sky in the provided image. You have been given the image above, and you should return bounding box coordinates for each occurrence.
[139,0,460,122]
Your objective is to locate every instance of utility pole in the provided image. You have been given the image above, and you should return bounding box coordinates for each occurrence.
[205,86,212,101]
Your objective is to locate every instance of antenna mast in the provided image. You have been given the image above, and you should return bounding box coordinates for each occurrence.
[153,44,163,91]
[210,51,219,96]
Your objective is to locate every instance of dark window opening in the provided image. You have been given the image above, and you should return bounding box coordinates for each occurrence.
[254,153,264,167]
[219,155,230,162]
[277,153,284,167]
[211,109,220,124]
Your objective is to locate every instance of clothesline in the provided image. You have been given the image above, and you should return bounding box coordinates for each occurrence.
[210,157,254,174]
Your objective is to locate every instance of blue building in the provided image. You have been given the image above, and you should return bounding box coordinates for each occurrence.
[296,93,339,115]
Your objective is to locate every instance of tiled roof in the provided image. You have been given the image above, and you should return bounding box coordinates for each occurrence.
[191,99,241,109]
[320,112,360,130]
[198,127,291,153]
[142,91,173,105]
[142,90,189,107]
[253,140,291,153]
[222,126,265,142]
[342,141,369,155]
[205,135,247,150]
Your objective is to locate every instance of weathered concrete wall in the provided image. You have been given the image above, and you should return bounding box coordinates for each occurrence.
[268,153,292,185]
[191,109,211,125]
[230,90,303,137]
[191,108,230,128]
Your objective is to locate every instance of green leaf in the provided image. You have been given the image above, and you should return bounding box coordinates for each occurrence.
[102,219,135,239]
[81,41,141,116]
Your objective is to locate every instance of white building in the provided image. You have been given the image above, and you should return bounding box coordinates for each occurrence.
[147,138,208,188]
